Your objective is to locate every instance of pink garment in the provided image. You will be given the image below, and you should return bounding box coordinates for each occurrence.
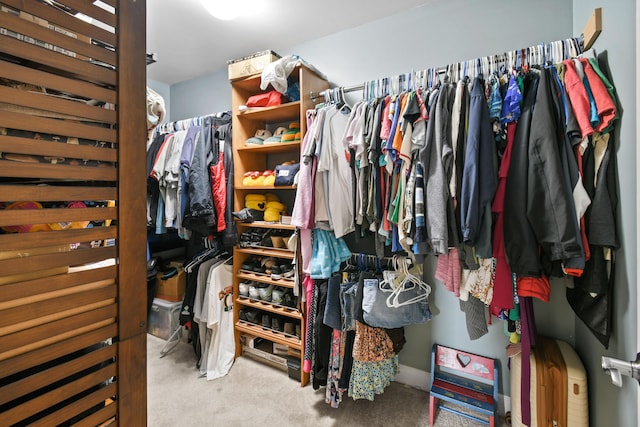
[435,247,462,297]
[303,275,314,373]
[208,151,226,232]
[291,110,316,230]
[563,60,594,138]
[578,58,617,133]
[300,228,313,275]
[379,96,392,141]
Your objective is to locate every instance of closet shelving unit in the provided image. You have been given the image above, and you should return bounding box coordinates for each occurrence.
[231,64,328,386]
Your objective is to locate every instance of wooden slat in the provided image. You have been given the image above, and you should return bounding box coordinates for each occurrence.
[0,284,116,328]
[0,227,116,251]
[0,323,117,377]
[31,382,117,427]
[0,59,116,104]
[0,265,116,304]
[0,34,116,86]
[0,184,116,202]
[99,0,117,9]
[2,299,115,337]
[0,110,116,143]
[58,0,117,28]
[0,9,116,65]
[0,135,117,162]
[1,0,117,46]
[70,400,117,427]
[0,245,117,276]
[0,206,116,227]
[0,303,116,355]
[2,364,117,426]
[0,278,115,312]
[0,344,116,405]
[0,86,116,123]
[0,160,117,181]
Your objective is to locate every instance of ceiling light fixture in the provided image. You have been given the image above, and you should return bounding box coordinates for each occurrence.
[200,0,243,21]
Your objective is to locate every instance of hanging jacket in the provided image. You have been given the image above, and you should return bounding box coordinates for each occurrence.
[504,72,541,277]
[527,68,585,275]
[183,113,231,235]
[460,77,497,245]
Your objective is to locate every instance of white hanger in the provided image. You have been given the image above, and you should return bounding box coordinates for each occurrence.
[385,257,431,308]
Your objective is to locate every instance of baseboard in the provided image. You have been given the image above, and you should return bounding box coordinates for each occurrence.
[395,364,511,416]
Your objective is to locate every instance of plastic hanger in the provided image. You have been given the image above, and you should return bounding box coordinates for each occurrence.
[386,257,431,308]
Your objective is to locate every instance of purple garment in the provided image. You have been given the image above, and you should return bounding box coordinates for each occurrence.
[520,297,537,426]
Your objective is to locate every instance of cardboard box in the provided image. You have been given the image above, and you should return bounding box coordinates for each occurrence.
[156,266,186,302]
[273,342,288,356]
[227,50,281,81]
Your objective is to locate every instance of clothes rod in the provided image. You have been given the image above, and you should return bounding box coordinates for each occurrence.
[310,68,448,102]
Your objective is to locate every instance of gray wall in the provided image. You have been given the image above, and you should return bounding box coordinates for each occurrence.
[164,1,639,415]
[147,78,171,123]
[572,2,637,427]
[169,69,231,122]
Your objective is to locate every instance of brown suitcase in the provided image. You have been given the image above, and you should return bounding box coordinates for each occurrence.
[510,337,588,427]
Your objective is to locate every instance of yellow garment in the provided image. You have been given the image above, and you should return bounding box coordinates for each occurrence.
[264,193,280,202]
[245,194,266,211]
[264,201,287,222]
[263,175,275,186]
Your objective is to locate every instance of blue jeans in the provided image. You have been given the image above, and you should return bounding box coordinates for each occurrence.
[362,277,432,328]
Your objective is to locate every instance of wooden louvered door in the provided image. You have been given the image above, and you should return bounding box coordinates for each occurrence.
[0,0,147,426]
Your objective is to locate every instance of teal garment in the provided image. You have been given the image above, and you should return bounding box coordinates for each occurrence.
[487,77,502,120]
[588,57,619,134]
[309,228,351,279]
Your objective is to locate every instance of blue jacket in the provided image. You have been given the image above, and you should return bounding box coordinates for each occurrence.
[460,77,498,244]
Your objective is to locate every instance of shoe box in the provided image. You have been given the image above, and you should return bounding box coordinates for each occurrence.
[286,356,301,382]
[156,261,186,302]
[148,297,182,340]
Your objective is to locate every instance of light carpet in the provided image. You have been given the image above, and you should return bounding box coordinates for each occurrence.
[147,333,502,427]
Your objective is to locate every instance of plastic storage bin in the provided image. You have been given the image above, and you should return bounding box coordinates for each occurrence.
[148,297,182,340]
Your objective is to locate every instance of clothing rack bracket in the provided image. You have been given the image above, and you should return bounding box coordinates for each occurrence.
[581,8,602,51]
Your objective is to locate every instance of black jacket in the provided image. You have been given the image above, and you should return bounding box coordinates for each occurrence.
[504,71,541,277]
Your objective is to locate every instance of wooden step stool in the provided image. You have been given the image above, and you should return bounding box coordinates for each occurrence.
[429,344,498,426]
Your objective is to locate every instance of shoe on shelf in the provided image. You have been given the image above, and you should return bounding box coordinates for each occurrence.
[245,309,261,324]
[271,265,283,280]
[239,309,248,321]
[239,281,250,297]
[240,256,261,272]
[283,320,295,335]
[261,313,271,329]
[283,291,296,308]
[249,283,260,299]
[280,264,294,279]
[271,287,285,304]
[258,284,274,302]
[272,316,284,332]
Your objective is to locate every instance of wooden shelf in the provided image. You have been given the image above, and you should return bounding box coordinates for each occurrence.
[236,296,302,319]
[237,102,301,122]
[232,64,327,388]
[235,185,297,191]
[237,271,296,288]
[236,320,302,349]
[235,247,295,259]
[235,221,296,230]
[236,140,301,153]
[236,244,294,257]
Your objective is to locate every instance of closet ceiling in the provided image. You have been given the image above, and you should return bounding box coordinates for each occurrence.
[146,0,432,85]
